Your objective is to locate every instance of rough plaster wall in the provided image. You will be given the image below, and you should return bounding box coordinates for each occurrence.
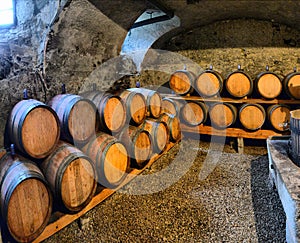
[163,0,300,32]
[130,19,300,90]
[0,0,141,147]
[0,0,69,147]
[0,0,143,147]
[44,0,136,97]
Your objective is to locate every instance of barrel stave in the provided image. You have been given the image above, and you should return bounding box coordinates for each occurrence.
[40,142,97,213]
[7,99,60,159]
[0,154,52,242]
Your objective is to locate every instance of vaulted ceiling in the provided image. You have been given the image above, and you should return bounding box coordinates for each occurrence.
[88,0,300,33]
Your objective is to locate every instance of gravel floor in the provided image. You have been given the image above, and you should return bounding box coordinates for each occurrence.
[43,137,286,243]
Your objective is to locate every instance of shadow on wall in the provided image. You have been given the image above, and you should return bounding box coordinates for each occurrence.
[250,156,286,242]
[154,19,300,51]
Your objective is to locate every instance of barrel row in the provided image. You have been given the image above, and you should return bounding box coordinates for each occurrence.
[0,111,181,242]
[1,87,181,242]
[163,98,291,132]
[185,101,290,131]
[169,66,300,99]
[4,86,176,176]
[4,87,166,159]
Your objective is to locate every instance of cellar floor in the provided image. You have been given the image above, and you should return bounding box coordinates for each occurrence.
[43,137,285,243]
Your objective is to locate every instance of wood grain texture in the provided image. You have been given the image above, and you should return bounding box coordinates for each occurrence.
[8,99,60,159]
[181,124,284,139]
[284,73,300,99]
[209,103,237,129]
[103,96,126,132]
[195,71,223,97]
[117,90,147,125]
[161,97,179,116]
[225,72,253,98]
[7,179,51,242]
[158,113,181,142]
[239,104,265,130]
[149,92,163,118]
[32,142,176,243]
[117,126,152,169]
[267,104,290,132]
[128,88,162,118]
[82,91,126,133]
[48,94,96,144]
[0,155,52,242]
[169,71,194,95]
[141,119,169,154]
[257,73,282,99]
[40,142,97,213]
[180,101,207,126]
[82,132,129,188]
[163,94,300,105]
[68,100,96,142]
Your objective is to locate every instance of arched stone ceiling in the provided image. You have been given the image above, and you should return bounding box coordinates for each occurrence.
[89,0,300,33]
[165,0,300,31]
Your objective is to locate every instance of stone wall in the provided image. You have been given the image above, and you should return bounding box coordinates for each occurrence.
[131,19,300,91]
[0,0,70,147]
[44,0,136,97]
[2,0,300,148]
[0,0,142,147]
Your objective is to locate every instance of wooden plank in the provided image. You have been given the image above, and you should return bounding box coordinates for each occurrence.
[237,137,244,154]
[163,94,300,105]
[181,124,285,139]
[32,142,175,243]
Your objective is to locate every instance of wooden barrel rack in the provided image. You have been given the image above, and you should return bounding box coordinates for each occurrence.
[164,94,298,153]
[29,141,176,243]
[0,88,178,242]
[0,142,177,242]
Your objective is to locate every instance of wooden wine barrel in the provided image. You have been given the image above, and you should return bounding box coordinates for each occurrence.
[117,126,152,169]
[289,109,300,166]
[82,91,126,133]
[157,113,181,142]
[180,101,208,126]
[40,142,97,213]
[161,97,179,116]
[209,103,237,129]
[128,88,162,118]
[195,67,223,97]
[0,154,52,242]
[239,104,266,130]
[82,132,129,188]
[6,99,60,159]
[169,70,195,95]
[267,104,290,132]
[115,89,147,125]
[255,67,282,99]
[48,94,97,144]
[225,66,253,98]
[140,119,169,154]
[283,68,300,99]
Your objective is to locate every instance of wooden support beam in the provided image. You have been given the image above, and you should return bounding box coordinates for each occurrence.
[237,137,244,154]
[181,124,285,139]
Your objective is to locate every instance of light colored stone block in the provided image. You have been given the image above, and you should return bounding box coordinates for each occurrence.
[267,136,300,243]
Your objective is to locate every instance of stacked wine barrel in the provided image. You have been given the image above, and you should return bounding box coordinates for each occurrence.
[2,96,59,242]
[1,86,182,242]
[114,87,181,169]
[168,65,300,132]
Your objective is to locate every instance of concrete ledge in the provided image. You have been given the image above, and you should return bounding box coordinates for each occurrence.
[267,136,300,243]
